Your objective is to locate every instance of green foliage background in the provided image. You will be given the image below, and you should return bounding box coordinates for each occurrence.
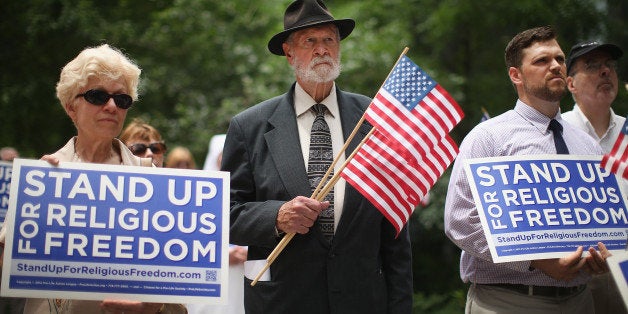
[1,0,626,312]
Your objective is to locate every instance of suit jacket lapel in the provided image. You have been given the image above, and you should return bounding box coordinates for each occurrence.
[335,89,372,240]
[266,87,329,244]
[265,86,372,244]
[265,87,311,199]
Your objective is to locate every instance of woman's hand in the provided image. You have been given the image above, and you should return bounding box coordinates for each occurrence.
[40,154,60,166]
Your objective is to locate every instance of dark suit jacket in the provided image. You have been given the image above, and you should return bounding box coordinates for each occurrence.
[222,84,413,314]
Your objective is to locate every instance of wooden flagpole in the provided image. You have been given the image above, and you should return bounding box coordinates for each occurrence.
[250,47,409,286]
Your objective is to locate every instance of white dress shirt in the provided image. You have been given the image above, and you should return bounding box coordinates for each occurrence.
[562,104,626,153]
[294,82,346,231]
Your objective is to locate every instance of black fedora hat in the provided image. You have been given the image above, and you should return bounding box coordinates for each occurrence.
[566,41,623,73]
[268,0,355,56]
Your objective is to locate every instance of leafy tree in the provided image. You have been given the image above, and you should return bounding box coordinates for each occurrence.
[1,1,626,312]
[130,1,291,164]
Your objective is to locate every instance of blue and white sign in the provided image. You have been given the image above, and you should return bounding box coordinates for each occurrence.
[0,159,229,305]
[0,161,12,227]
[465,155,628,263]
[607,251,628,309]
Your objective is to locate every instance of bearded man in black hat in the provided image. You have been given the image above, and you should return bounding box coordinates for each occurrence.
[221,0,413,313]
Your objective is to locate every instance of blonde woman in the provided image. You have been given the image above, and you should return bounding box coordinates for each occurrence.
[0,44,186,314]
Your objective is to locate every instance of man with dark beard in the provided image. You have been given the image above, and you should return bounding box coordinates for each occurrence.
[221,0,413,313]
[444,26,611,313]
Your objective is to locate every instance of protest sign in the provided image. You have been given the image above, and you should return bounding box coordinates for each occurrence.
[465,155,628,263]
[607,251,628,309]
[0,159,229,305]
[0,161,12,227]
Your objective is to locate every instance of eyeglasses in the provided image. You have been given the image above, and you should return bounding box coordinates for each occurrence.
[128,142,167,155]
[581,59,618,74]
[76,89,134,109]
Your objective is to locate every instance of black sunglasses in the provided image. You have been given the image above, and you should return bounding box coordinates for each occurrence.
[128,142,167,155]
[76,89,133,109]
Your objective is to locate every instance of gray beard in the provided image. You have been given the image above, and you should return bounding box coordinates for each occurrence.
[292,55,342,84]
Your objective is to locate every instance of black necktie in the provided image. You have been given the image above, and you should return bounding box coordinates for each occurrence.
[308,104,334,240]
[548,119,569,154]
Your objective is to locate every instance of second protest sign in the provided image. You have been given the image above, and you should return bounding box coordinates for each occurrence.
[465,155,628,263]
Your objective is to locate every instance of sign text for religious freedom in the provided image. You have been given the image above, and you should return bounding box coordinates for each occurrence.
[465,155,628,263]
[0,159,229,305]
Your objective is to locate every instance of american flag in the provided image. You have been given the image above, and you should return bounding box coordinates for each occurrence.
[481,107,491,122]
[601,117,628,179]
[340,55,463,234]
[342,129,458,232]
[363,56,463,159]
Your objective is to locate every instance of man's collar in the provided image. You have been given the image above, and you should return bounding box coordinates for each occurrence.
[294,82,339,118]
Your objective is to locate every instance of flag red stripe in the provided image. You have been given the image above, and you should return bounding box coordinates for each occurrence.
[371,93,445,144]
[353,134,425,204]
[352,152,416,216]
[609,137,628,174]
[363,132,429,197]
[431,85,465,123]
[362,132,425,194]
[366,100,431,158]
[366,102,448,166]
[601,122,628,179]
[609,133,626,157]
[342,163,405,232]
[342,169,404,232]
[421,90,458,130]
[413,94,451,138]
[342,129,459,235]
[371,90,455,141]
[368,130,458,192]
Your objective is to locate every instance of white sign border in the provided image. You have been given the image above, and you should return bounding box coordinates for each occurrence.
[464,154,627,263]
[1,158,230,305]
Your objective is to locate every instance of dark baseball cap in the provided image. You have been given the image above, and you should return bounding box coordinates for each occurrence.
[566,41,623,73]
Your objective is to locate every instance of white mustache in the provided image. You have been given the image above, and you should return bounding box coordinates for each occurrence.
[309,56,336,68]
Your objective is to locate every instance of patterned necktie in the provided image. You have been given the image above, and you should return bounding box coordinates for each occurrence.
[308,104,334,241]
[548,119,569,154]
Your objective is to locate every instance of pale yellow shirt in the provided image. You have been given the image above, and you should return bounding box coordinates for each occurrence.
[294,82,345,231]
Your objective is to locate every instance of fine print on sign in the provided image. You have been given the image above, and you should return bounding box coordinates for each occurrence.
[0,161,13,226]
[1,159,230,305]
[465,155,628,263]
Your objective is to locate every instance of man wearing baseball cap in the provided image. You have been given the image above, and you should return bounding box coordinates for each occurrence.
[222,1,413,313]
[562,41,623,152]
[562,41,625,314]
